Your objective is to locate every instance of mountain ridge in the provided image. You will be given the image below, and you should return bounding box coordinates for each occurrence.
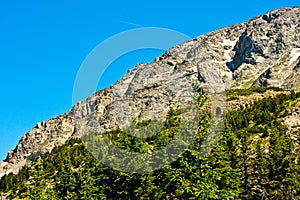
[1,6,299,178]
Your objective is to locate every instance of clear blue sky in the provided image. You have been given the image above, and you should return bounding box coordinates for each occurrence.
[0,1,298,160]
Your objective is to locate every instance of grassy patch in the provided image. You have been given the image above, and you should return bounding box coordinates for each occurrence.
[242,79,255,89]
[226,86,284,97]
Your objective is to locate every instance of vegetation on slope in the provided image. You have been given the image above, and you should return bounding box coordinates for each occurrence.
[0,88,300,199]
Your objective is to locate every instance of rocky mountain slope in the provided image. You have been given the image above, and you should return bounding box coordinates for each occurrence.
[1,88,299,199]
[1,7,299,178]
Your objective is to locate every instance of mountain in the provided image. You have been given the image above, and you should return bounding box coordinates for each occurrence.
[0,7,300,199]
[0,6,299,184]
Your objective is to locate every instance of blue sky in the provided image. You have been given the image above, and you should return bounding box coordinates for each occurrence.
[0,1,298,160]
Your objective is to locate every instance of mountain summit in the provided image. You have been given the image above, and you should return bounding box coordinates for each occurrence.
[1,7,299,178]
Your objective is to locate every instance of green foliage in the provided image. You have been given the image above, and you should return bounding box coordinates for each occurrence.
[0,90,299,199]
[225,86,284,97]
[226,95,239,101]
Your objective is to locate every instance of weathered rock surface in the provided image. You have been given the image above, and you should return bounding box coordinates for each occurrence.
[283,99,300,155]
[1,7,299,178]
[0,112,74,178]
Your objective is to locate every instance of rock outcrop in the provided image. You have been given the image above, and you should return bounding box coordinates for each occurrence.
[0,112,74,178]
[1,7,299,178]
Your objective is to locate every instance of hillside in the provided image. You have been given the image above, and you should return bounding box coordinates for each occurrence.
[0,6,299,199]
[1,6,300,179]
[0,88,300,199]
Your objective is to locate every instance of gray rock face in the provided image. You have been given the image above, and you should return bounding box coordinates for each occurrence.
[229,31,263,71]
[1,7,299,178]
[0,112,74,177]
